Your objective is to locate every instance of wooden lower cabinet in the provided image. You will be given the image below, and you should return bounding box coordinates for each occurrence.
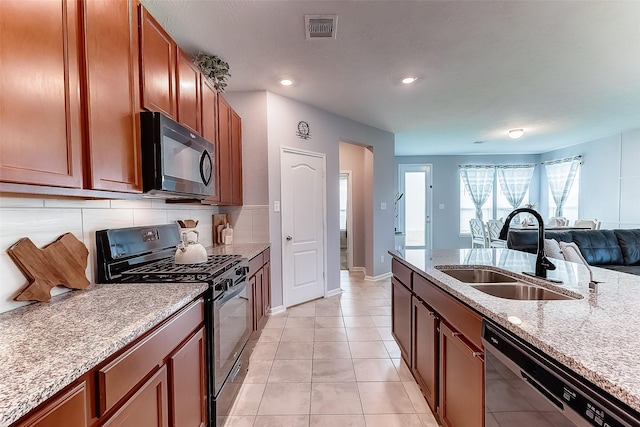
[101,366,169,427]
[249,249,271,332]
[391,277,412,365]
[16,382,88,427]
[439,322,484,427]
[168,327,207,427]
[412,298,439,413]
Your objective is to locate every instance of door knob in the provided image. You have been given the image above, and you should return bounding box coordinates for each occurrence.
[286,235,293,241]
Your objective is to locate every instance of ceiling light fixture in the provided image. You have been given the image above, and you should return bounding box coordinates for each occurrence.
[280,79,294,86]
[402,77,417,84]
[508,129,525,139]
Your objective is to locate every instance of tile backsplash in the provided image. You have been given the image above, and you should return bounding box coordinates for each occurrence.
[0,196,271,313]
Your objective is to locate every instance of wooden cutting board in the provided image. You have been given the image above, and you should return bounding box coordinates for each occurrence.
[7,233,90,301]
[212,214,228,245]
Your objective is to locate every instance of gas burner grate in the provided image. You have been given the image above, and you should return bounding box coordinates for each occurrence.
[121,254,241,280]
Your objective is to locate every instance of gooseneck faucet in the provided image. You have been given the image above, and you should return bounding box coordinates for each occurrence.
[499,208,556,279]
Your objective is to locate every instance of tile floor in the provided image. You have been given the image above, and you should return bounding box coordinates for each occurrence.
[220,270,440,427]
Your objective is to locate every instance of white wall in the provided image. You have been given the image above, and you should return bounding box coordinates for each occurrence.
[0,196,219,313]
[264,92,395,309]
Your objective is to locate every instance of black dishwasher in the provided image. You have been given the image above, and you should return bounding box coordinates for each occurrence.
[482,320,640,427]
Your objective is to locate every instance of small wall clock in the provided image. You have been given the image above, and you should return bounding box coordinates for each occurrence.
[296,121,311,140]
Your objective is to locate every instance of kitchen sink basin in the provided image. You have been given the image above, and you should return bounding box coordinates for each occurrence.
[439,268,517,283]
[471,283,578,300]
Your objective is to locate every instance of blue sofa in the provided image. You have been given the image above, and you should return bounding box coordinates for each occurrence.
[507,229,640,276]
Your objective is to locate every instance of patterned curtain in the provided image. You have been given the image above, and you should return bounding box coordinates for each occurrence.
[544,157,581,217]
[459,166,495,221]
[497,165,536,209]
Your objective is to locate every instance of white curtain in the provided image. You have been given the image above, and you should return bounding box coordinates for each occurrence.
[544,157,581,217]
[497,165,536,209]
[459,166,495,221]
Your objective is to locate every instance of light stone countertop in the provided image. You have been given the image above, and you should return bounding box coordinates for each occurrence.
[390,248,640,414]
[209,242,270,260]
[0,282,208,427]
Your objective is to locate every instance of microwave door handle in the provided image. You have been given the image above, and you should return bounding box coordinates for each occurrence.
[200,150,213,185]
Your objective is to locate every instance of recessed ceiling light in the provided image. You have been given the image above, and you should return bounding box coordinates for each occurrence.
[401,77,417,84]
[280,79,294,86]
[508,129,525,139]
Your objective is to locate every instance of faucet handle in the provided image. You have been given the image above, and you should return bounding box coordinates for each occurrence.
[540,255,556,271]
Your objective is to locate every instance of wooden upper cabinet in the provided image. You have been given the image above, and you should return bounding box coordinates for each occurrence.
[83,0,142,193]
[217,95,233,204]
[231,110,243,205]
[139,5,176,119]
[0,0,83,188]
[176,48,201,134]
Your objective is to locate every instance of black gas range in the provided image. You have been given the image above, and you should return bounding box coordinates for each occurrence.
[96,224,252,427]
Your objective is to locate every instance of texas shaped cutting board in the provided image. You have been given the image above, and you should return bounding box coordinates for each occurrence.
[7,233,90,301]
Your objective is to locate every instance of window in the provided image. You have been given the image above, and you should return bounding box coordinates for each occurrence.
[459,165,533,234]
[548,167,580,223]
[545,157,581,223]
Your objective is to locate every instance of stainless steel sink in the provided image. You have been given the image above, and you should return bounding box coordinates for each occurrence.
[471,284,578,300]
[439,268,517,283]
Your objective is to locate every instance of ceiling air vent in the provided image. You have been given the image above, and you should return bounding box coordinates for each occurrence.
[305,15,338,39]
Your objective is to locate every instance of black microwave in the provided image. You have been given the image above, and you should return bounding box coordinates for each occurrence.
[140,111,215,199]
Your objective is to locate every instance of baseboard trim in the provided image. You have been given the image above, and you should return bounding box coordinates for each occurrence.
[325,288,343,298]
[349,267,366,273]
[269,305,286,315]
[364,272,392,282]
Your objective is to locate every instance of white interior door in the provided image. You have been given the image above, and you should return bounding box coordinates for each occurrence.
[281,148,326,307]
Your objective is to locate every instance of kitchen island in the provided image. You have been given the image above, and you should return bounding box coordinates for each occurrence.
[0,282,208,426]
[390,248,640,419]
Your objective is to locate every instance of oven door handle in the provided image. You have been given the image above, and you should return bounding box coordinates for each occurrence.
[217,282,247,305]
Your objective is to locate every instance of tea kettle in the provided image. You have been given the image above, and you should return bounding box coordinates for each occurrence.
[175,229,208,264]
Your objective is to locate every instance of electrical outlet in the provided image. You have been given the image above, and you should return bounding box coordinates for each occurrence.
[274,201,280,212]
[439,204,445,210]
[380,255,384,263]
[381,202,387,210]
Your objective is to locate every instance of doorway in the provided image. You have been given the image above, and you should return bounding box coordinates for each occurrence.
[339,171,353,270]
[280,147,327,307]
[398,164,433,249]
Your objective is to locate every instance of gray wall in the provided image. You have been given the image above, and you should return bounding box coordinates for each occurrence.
[395,154,541,249]
[540,127,640,229]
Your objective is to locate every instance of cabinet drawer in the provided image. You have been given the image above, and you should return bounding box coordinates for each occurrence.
[97,299,204,415]
[249,252,264,277]
[392,258,412,289]
[413,274,482,349]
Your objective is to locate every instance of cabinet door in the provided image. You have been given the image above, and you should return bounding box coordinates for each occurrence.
[0,0,83,188]
[101,366,169,427]
[262,261,271,316]
[439,322,484,427]
[391,277,412,366]
[84,0,142,193]
[16,382,87,427]
[217,95,233,204]
[139,5,176,119]
[200,79,219,204]
[412,299,438,412]
[168,327,207,427]
[250,273,261,331]
[176,48,201,134]
[230,110,243,205]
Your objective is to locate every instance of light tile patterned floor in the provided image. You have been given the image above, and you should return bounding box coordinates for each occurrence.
[220,270,440,427]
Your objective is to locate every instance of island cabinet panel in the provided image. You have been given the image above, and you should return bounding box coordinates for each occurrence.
[168,327,207,427]
[392,258,412,289]
[84,0,142,193]
[15,382,88,427]
[176,48,201,134]
[0,0,83,188]
[139,5,176,119]
[391,277,412,365]
[439,322,484,427]
[100,366,169,427]
[262,259,271,317]
[413,273,482,349]
[412,298,439,413]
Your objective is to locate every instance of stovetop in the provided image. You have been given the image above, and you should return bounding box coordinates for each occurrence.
[120,254,242,283]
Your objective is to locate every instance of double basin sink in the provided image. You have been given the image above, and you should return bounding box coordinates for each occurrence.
[437,268,580,301]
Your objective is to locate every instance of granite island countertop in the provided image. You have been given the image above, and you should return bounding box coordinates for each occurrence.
[0,282,208,427]
[390,248,640,414]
